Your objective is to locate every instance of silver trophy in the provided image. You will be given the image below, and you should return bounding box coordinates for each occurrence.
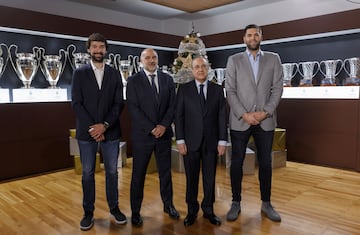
[319,59,343,86]
[298,61,320,87]
[343,57,360,86]
[282,63,298,87]
[38,48,67,88]
[0,43,10,82]
[67,44,90,70]
[9,44,40,88]
[115,54,133,86]
[215,68,226,85]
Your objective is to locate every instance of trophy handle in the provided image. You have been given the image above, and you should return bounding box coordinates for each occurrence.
[313,61,320,78]
[34,47,46,77]
[0,43,9,77]
[343,59,351,75]
[66,44,77,70]
[59,48,67,75]
[8,44,22,79]
[335,59,344,77]
[291,63,298,79]
[133,55,140,73]
[114,54,121,71]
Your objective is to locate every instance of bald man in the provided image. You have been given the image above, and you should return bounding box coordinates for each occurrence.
[126,48,179,227]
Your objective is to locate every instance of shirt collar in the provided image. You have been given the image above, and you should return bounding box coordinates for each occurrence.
[90,60,105,71]
[246,49,263,58]
[195,79,208,88]
[143,68,157,77]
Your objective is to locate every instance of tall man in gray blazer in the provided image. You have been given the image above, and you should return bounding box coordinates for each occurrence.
[225,24,283,222]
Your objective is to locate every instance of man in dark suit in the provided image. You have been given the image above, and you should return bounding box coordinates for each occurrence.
[175,56,227,226]
[126,48,179,227]
[71,33,126,231]
[225,24,283,222]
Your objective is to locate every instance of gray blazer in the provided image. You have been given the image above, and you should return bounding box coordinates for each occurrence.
[225,50,283,131]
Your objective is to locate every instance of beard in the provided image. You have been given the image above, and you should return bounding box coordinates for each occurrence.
[246,41,261,51]
[91,53,105,63]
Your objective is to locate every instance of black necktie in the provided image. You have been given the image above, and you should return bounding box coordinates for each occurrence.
[150,74,159,106]
[199,84,205,110]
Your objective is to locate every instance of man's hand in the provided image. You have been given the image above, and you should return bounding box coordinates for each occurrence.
[253,111,268,122]
[89,123,106,141]
[242,112,260,125]
[217,145,226,156]
[177,143,187,156]
[151,125,166,138]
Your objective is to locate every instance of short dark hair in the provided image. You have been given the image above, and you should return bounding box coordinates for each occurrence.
[244,24,262,36]
[86,33,108,50]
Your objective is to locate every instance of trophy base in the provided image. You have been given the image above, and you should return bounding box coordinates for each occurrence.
[283,81,291,87]
[321,78,336,86]
[344,77,360,86]
[299,78,313,87]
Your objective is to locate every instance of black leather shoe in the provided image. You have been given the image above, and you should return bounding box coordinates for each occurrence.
[203,213,221,226]
[184,214,197,226]
[131,214,143,227]
[164,205,180,219]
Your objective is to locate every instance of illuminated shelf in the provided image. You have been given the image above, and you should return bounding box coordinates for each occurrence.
[12,88,68,103]
[282,86,360,99]
[0,89,10,103]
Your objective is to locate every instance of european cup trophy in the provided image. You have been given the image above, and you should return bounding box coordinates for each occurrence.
[319,59,343,86]
[38,47,67,88]
[282,63,298,87]
[67,44,90,70]
[9,44,40,88]
[343,57,360,86]
[298,61,320,87]
[115,54,133,86]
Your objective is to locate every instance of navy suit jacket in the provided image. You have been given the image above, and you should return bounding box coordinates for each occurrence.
[175,80,227,152]
[71,63,124,141]
[126,70,176,143]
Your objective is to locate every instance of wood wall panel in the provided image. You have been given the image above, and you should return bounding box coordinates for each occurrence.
[202,9,360,47]
[0,6,182,48]
[277,99,359,171]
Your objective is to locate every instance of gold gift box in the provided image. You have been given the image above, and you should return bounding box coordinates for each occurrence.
[249,128,286,151]
[69,128,76,138]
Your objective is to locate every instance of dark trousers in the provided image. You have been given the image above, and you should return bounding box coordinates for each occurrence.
[184,140,217,215]
[230,125,274,202]
[130,139,173,214]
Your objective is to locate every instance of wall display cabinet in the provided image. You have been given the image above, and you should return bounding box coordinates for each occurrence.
[278,87,360,172]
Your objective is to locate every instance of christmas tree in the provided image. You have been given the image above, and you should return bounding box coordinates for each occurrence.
[172,25,214,84]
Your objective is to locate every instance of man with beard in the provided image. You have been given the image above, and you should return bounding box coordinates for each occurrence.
[126,48,179,227]
[71,33,126,231]
[225,24,283,222]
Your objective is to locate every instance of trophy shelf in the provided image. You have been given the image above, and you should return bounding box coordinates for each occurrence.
[0,88,10,103]
[282,86,360,99]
